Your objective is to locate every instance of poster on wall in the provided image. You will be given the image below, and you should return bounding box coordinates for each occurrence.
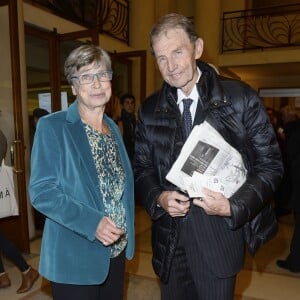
[38,92,68,112]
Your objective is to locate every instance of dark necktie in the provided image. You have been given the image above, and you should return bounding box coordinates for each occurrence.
[182,98,193,140]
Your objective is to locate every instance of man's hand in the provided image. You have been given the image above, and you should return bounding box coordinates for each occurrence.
[193,187,231,216]
[157,191,190,217]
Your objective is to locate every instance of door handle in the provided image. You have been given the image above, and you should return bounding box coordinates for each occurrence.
[11,139,23,173]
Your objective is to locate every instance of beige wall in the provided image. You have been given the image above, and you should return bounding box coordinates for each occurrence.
[221,0,248,12]
[194,0,221,66]
[130,0,156,97]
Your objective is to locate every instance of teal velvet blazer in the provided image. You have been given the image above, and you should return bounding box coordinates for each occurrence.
[29,101,135,284]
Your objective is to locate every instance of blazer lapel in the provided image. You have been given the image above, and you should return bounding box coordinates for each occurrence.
[64,101,100,201]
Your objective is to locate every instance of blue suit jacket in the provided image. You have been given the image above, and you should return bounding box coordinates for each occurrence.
[29,101,135,284]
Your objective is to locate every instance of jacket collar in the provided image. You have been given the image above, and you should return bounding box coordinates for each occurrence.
[195,60,230,108]
[66,100,81,123]
[157,60,231,110]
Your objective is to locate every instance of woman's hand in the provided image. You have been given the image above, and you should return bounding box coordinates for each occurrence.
[95,216,124,246]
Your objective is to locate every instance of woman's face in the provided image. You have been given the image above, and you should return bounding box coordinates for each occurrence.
[71,61,112,110]
[152,28,203,96]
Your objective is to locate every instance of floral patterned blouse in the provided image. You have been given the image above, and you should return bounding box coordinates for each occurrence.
[84,124,127,258]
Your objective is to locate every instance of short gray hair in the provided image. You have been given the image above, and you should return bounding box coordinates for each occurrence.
[150,13,199,55]
[64,44,112,84]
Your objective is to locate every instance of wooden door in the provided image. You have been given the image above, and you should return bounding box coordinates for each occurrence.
[0,0,30,252]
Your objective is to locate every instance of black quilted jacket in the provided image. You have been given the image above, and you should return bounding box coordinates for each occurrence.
[134,61,283,282]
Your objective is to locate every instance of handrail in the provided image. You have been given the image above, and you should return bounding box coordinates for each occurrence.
[25,0,129,44]
[222,3,300,52]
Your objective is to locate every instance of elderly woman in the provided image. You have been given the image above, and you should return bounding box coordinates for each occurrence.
[29,44,135,300]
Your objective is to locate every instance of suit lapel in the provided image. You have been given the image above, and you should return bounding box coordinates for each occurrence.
[194,99,207,126]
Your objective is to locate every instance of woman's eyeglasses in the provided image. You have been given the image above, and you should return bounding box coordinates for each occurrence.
[71,71,113,85]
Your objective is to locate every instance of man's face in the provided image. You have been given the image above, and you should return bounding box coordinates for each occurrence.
[152,28,203,96]
[122,98,135,113]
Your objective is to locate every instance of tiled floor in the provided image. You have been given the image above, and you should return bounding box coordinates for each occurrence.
[1,205,299,299]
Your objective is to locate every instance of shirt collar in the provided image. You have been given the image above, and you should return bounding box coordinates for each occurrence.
[177,67,202,104]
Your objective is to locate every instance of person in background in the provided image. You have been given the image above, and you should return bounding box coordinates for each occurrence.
[29,44,135,300]
[266,107,291,219]
[0,129,39,294]
[266,107,278,129]
[134,13,283,300]
[275,106,300,217]
[277,111,300,273]
[32,108,49,127]
[31,108,49,147]
[117,93,136,163]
